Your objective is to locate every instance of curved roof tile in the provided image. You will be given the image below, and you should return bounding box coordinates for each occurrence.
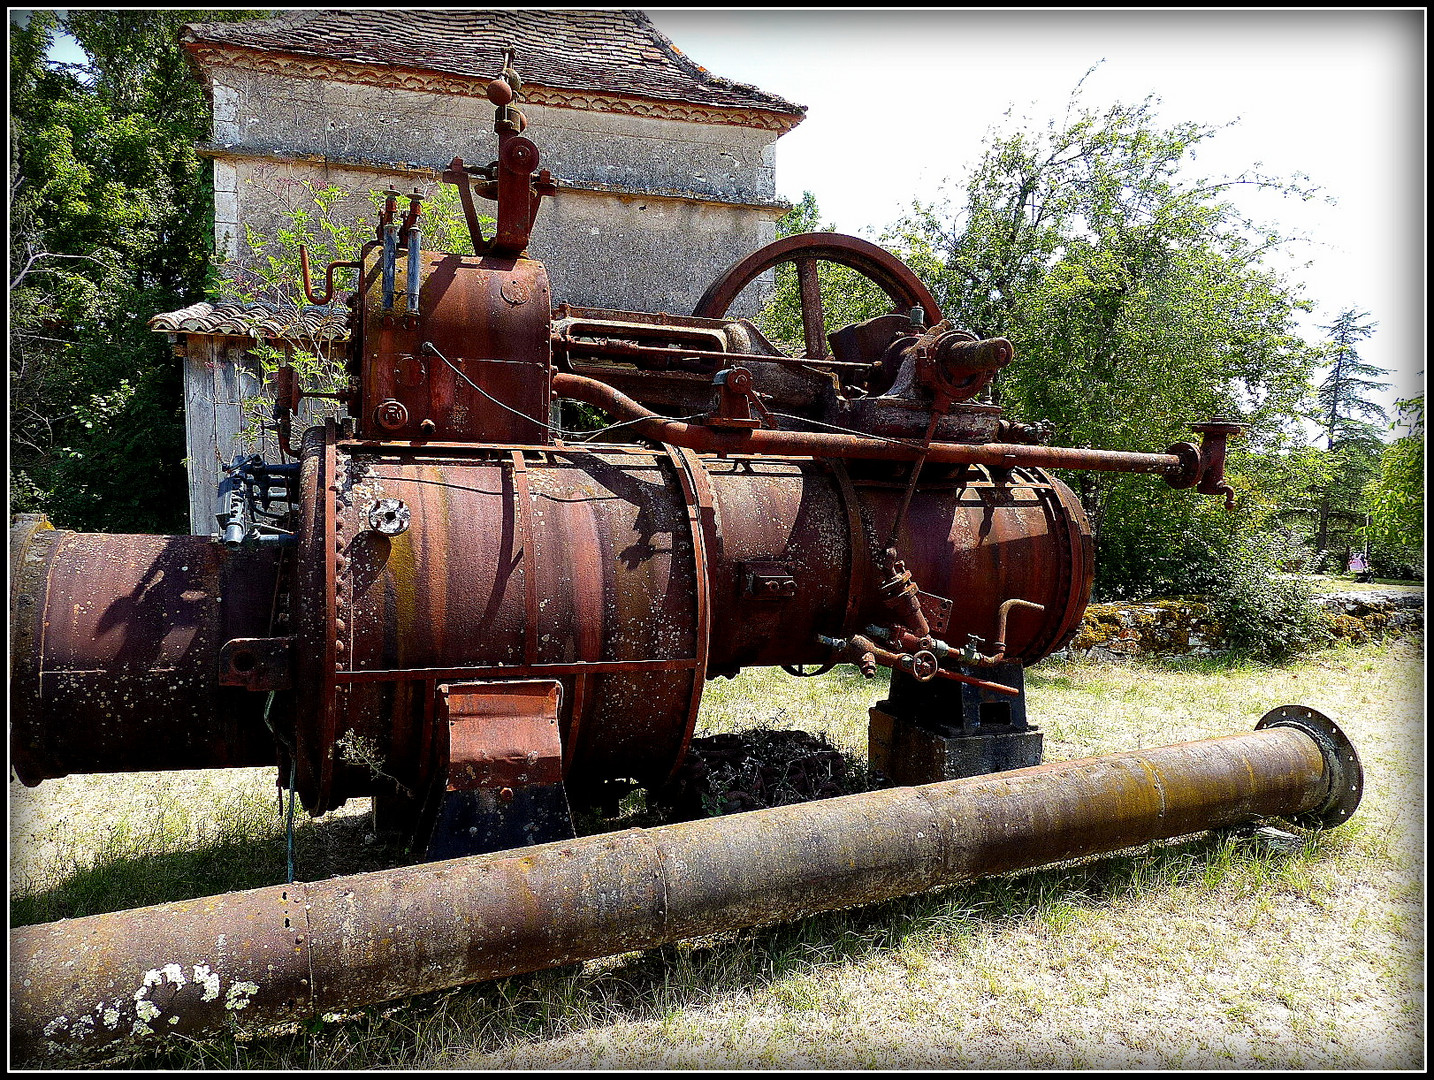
[183,9,805,119]
[148,301,351,341]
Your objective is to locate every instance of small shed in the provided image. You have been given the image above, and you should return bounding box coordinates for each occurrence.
[148,302,350,535]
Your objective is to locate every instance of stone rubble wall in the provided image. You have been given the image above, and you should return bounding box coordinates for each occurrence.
[1053,590,1424,662]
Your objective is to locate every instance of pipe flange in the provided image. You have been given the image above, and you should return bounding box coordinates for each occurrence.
[1255,704,1363,828]
[1163,441,1201,489]
[367,498,411,536]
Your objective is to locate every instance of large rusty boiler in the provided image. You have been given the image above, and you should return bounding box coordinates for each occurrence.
[10,64,1363,1061]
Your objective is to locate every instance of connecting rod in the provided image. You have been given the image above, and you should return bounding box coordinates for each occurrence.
[553,372,1187,477]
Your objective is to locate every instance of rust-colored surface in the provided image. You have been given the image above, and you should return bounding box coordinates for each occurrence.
[692,232,944,333]
[441,679,564,789]
[13,881,313,1064]
[269,435,1094,812]
[9,445,1091,802]
[12,720,1349,1064]
[357,251,552,444]
[552,372,1188,478]
[8,528,281,784]
[287,442,704,810]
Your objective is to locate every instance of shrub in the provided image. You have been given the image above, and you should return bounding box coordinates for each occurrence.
[1203,536,1325,662]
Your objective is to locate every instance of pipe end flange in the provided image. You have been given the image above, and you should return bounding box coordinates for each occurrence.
[1256,705,1363,829]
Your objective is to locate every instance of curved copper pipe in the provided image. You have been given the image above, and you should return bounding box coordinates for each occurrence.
[553,372,1185,476]
[298,245,361,306]
[985,598,1047,666]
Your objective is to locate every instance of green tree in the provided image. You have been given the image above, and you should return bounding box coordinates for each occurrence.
[1315,309,1387,449]
[881,82,1323,597]
[10,10,266,532]
[1363,394,1424,567]
[1309,308,1389,557]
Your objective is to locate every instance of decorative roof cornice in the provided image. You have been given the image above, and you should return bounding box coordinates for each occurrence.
[199,145,792,214]
[185,43,804,135]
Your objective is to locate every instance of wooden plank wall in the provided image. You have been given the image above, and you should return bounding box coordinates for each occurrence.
[181,335,342,534]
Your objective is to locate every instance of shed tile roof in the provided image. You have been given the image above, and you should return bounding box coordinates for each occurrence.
[182,9,805,119]
[149,301,351,341]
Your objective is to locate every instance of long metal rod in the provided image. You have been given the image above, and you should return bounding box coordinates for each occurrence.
[553,372,1184,476]
[558,336,881,372]
[12,712,1358,1063]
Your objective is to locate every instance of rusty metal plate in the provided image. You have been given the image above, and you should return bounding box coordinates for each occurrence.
[917,590,953,637]
[218,636,295,690]
[440,679,564,790]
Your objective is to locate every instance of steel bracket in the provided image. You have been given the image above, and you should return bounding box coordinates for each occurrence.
[425,679,575,860]
[218,636,294,691]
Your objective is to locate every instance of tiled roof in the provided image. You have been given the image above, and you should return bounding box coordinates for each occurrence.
[148,301,351,341]
[182,9,805,119]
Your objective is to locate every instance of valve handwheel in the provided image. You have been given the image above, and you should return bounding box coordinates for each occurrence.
[692,233,943,363]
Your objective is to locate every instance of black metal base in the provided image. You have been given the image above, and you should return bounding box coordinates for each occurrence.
[425,783,576,861]
[869,663,1043,786]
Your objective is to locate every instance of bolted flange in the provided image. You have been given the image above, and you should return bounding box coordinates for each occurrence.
[1255,704,1363,828]
[367,497,411,536]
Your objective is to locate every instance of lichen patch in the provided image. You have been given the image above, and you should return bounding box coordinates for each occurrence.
[194,964,221,1002]
[225,980,260,1011]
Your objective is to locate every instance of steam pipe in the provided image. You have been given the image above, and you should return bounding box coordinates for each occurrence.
[297,246,361,306]
[554,372,1187,478]
[12,708,1360,1063]
[381,222,399,312]
[406,227,422,316]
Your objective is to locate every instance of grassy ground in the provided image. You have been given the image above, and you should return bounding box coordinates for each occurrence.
[9,635,1425,1069]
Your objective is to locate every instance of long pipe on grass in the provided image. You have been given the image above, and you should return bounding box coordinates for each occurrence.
[11,707,1360,1064]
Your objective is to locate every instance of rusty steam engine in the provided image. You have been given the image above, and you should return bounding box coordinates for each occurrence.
[11,66,1362,1060]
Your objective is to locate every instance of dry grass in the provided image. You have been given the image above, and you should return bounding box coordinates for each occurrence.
[9,636,1425,1069]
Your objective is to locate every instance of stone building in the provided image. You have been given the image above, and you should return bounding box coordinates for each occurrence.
[155,9,806,534]
[182,8,806,314]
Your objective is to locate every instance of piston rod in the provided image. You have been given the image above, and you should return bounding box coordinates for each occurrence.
[553,372,1188,477]
[11,707,1360,1063]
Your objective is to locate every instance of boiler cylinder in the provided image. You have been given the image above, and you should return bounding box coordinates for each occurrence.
[287,426,1093,813]
[8,436,1092,804]
[9,516,283,785]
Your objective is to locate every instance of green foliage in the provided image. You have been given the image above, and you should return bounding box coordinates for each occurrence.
[881,79,1326,603]
[755,192,893,355]
[1241,442,1333,572]
[887,82,1320,453]
[228,182,483,307]
[1315,309,1387,449]
[1202,537,1324,663]
[10,10,269,532]
[1363,395,1425,562]
[226,182,491,448]
[1089,475,1243,600]
[1306,309,1389,556]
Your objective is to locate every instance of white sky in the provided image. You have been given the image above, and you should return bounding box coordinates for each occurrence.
[647,8,1425,429]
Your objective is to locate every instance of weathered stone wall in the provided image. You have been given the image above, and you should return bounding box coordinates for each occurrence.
[535,189,775,316]
[1054,590,1424,661]
[207,64,784,315]
[1313,590,1426,645]
[211,72,777,199]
